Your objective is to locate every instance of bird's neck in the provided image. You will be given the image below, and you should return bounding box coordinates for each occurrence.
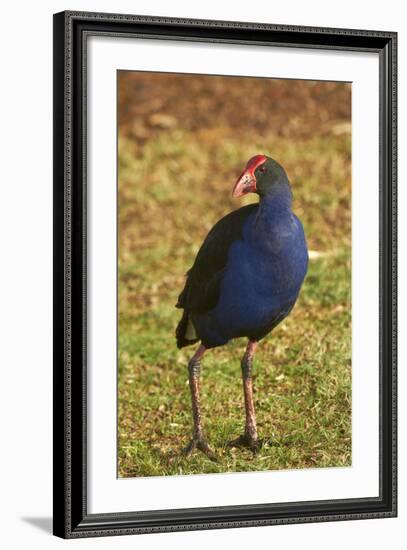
[251,179,295,251]
[257,178,293,220]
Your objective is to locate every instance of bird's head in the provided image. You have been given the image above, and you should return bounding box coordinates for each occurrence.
[232,155,289,199]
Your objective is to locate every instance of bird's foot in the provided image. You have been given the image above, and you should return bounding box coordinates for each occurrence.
[183,434,217,461]
[227,433,262,453]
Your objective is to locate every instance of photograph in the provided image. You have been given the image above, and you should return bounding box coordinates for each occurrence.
[117,71,352,478]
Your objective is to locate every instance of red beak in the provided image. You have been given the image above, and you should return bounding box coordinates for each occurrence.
[232,171,256,198]
[232,154,267,198]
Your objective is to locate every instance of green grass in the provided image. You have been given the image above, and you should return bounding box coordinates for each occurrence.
[118,125,351,477]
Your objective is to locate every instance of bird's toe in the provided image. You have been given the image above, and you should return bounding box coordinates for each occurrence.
[183,435,217,462]
[227,434,262,453]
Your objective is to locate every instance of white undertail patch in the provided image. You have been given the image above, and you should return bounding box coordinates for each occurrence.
[185,316,197,340]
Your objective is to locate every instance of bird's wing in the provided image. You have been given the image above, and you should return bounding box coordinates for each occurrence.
[176,204,257,313]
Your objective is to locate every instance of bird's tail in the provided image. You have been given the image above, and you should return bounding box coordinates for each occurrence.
[176,310,199,349]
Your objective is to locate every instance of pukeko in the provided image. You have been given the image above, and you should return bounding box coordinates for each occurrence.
[176,154,308,459]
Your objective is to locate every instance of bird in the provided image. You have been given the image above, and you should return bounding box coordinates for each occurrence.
[175,154,308,459]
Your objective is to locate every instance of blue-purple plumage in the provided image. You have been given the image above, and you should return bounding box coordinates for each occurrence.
[176,157,308,349]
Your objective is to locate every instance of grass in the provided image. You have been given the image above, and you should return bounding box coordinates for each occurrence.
[117,76,351,477]
[118,71,351,477]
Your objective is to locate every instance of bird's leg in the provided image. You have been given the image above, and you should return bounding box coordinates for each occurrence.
[228,341,261,451]
[242,341,259,444]
[183,345,216,461]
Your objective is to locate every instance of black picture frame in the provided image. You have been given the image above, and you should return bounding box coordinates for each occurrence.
[53,10,397,539]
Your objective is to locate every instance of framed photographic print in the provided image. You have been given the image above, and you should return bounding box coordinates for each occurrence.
[53,11,397,538]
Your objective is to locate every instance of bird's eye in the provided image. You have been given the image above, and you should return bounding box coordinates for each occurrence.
[258,166,266,173]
